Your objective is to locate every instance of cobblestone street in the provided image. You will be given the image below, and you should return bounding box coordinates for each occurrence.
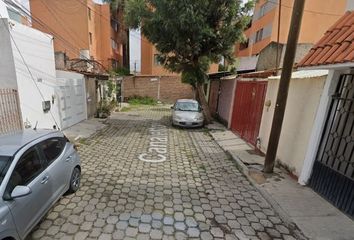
[30,106,298,240]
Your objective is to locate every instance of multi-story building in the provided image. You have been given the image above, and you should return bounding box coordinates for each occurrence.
[30,0,127,70]
[139,37,219,76]
[235,0,347,73]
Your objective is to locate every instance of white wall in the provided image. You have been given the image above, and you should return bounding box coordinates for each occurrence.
[258,74,327,176]
[0,1,9,18]
[0,18,18,89]
[56,71,87,129]
[7,19,61,129]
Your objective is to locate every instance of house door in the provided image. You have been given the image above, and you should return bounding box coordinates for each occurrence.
[231,81,267,146]
[309,74,354,218]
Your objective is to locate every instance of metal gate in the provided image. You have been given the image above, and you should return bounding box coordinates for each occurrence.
[56,79,87,130]
[231,80,267,146]
[309,74,354,218]
[0,89,23,134]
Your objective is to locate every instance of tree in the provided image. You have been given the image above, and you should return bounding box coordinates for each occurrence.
[103,0,124,11]
[125,0,253,123]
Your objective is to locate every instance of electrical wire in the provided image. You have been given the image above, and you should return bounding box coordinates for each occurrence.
[40,0,89,49]
[6,0,133,70]
[267,0,342,17]
[5,0,99,65]
[0,16,61,129]
[71,0,145,42]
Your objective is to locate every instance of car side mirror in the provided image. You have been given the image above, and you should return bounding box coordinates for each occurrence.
[11,186,32,199]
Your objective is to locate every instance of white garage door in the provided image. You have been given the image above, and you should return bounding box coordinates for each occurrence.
[56,78,87,130]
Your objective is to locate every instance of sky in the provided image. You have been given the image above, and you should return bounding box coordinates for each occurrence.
[19,0,29,10]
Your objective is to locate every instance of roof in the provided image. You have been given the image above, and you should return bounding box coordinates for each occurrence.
[221,75,237,80]
[208,71,232,80]
[0,129,57,156]
[238,69,277,79]
[298,11,354,68]
[268,70,329,80]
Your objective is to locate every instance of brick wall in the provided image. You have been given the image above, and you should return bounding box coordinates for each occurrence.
[122,76,194,103]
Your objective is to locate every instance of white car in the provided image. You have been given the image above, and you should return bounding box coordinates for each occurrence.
[171,99,204,127]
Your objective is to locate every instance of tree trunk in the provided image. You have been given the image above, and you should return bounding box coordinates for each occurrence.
[196,82,213,124]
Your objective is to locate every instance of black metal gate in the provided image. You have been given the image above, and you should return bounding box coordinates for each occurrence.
[309,74,354,218]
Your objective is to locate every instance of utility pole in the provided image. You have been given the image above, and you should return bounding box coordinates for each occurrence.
[264,0,305,173]
[275,0,282,75]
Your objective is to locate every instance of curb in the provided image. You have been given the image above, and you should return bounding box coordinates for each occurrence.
[227,151,308,240]
[209,132,309,240]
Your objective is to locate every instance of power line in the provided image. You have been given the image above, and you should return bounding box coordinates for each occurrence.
[6,0,138,69]
[40,0,88,49]
[5,0,98,65]
[71,0,146,42]
[268,0,342,17]
[0,16,61,129]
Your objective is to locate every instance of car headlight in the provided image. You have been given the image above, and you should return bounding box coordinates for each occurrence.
[195,116,204,121]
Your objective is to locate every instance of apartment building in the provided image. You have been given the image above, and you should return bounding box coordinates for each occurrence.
[235,0,347,72]
[140,37,219,76]
[30,0,127,70]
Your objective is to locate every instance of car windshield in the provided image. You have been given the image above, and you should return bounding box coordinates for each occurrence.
[0,156,12,186]
[175,102,200,112]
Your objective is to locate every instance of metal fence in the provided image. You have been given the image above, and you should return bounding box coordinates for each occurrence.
[0,89,23,134]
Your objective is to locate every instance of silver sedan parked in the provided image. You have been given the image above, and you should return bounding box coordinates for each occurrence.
[0,129,81,240]
[171,99,204,127]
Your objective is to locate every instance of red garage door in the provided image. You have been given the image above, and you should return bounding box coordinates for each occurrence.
[231,80,267,146]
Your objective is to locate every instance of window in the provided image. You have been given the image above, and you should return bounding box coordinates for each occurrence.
[154,54,162,66]
[40,138,66,165]
[239,39,249,50]
[255,29,263,43]
[0,156,12,186]
[6,148,43,194]
[88,8,91,20]
[174,101,200,112]
[111,19,119,32]
[111,38,118,49]
[111,60,119,69]
[89,32,93,45]
[259,3,266,18]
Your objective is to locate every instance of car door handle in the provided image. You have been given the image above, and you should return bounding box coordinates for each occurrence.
[41,176,49,184]
[65,155,73,162]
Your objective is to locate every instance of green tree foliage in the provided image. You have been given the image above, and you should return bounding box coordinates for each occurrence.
[103,0,124,11]
[125,0,253,122]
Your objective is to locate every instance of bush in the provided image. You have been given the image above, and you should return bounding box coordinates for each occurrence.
[113,67,131,76]
[97,100,112,118]
[127,96,157,105]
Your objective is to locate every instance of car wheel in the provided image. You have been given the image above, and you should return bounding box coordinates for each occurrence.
[67,167,81,194]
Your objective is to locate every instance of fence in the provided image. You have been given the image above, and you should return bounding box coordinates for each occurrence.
[0,89,23,134]
[123,76,194,103]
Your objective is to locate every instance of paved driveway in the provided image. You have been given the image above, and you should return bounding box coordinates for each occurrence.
[30,106,297,240]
